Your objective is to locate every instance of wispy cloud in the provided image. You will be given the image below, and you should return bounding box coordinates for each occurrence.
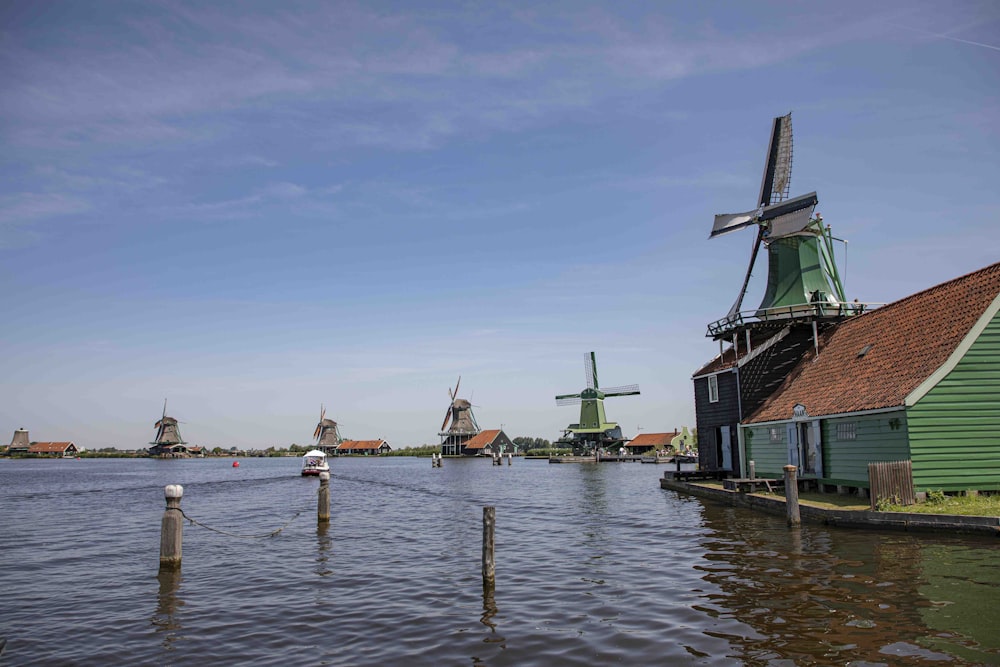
[0,193,90,248]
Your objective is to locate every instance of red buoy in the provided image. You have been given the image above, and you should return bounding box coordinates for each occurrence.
[233,461,240,468]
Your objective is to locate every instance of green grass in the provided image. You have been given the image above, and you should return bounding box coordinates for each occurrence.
[880,493,1000,517]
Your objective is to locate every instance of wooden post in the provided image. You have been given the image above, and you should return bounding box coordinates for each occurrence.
[318,472,330,523]
[482,506,495,590]
[506,453,512,466]
[783,465,800,526]
[749,460,756,480]
[159,484,184,571]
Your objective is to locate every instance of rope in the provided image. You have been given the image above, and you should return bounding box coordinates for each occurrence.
[167,504,306,539]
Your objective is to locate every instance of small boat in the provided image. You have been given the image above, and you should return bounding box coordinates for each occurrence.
[301,449,330,476]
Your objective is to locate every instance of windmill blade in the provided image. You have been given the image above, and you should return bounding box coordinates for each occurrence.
[441,407,453,432]
[726,226,765,319]
[762,195,818,239]
[710,210,758,239]
[162,398,167,420]
[758,191,817,224]
[452,376,461,401]
[602,384,640,397]
[759,113,793,207]
[556,396,582,406]
[584,352,597,389]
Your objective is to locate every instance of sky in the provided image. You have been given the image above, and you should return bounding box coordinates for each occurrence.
[1,1,998,450]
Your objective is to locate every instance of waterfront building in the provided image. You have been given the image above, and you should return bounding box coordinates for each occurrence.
[741,262,1000,494]
[336,439,392,456]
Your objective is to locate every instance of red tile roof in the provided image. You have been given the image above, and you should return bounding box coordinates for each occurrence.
[463,429,501,449]
[628,432,679,448]
[748,262,1000,423]
[337,439,387,450]
[28,442,76,453]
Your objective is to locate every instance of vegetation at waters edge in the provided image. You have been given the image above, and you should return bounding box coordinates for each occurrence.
[386,445,442,456]
[878,490,1000,516]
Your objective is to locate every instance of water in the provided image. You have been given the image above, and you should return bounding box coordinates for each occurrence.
[1,457,998,666]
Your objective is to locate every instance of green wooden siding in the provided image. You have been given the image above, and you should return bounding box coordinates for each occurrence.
[821,413,910,487]
[743,426,787,478]
[907,310,1000,492]
[744,412,910,486]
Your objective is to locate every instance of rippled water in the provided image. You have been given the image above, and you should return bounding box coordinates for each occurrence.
[1,457,998,666]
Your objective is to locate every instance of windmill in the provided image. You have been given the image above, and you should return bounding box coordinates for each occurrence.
[555,352,640,455]
[438,376,481,456]
[150,399,186,456]
[313,404,342,454]
[707,113,848,340]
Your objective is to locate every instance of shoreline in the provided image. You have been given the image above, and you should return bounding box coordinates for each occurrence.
[660,475,1000,537]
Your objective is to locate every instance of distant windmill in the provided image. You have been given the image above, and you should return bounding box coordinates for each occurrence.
[708,113,848,339]
[438,376,481,456]
[313,404,342,454]
[555,352,639,455]
[150,399,187,457]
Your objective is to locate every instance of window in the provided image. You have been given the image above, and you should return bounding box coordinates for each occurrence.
[836,422,857,441]
[708,374,719,403]
[769,427,781,442]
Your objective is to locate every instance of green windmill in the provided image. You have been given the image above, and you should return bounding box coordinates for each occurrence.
[707,113,850,339]
[555,352,640,455]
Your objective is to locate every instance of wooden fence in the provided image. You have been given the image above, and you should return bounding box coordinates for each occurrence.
[868,460,915,510]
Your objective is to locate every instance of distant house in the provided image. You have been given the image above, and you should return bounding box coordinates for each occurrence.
[459,429,514,457]
[627,431,679,455]
[741,262,1000,493]
[337,439,392,456]
[28,441,79,457]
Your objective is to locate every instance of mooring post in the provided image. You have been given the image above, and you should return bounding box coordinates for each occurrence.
[482,506,496,590]
[506,453,512,466]
[749,460,756,480]
[159,484,184,571]
[318,471,331,523]
[783,465,800,526]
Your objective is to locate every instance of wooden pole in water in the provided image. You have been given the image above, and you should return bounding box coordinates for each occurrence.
[507,453,511,466]
[159,484,184,571]
[482,506,496,590]
[783,465,800,526]
[318,471,331,523]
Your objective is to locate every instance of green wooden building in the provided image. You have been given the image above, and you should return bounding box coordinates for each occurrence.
[741,262,1000,493]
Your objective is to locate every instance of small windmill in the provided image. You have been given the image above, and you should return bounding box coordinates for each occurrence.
[438,376,481,456]
[555,352,639,455]
[150,399,186,455]
[313,404,342,454]
[708,113,847,339]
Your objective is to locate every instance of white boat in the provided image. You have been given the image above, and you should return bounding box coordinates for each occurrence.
[301,450,330,476]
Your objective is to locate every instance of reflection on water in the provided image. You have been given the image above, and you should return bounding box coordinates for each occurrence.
[315,521,333,578]
[151,569,184,652]
[696,503,994,665]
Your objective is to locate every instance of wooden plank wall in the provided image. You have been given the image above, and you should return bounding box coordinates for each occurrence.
[868,460,915,509]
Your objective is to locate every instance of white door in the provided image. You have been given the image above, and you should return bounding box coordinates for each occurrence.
[786,423,800,468]
[720,427,733,471]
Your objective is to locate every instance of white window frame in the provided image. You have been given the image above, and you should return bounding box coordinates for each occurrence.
[836,422,857,441]
[708,374,719,403]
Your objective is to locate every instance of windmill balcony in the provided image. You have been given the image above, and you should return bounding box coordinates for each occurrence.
[707,300,877,339]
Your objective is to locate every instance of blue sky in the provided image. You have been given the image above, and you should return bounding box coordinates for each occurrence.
[2,0,998,449]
